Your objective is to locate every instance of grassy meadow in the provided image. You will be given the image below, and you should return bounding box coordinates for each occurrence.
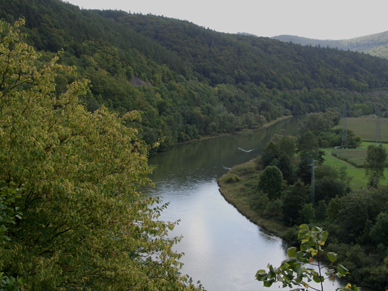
[342,116,388,142]
[324,117,388,189]
[323,148,388,189]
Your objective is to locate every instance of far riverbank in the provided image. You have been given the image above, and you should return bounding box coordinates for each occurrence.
[176,115,293,145]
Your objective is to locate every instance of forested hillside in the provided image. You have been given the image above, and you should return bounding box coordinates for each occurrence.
[2,0,388,151]
[274,30,388,59]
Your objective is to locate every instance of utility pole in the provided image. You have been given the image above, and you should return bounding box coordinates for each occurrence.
[376,108,381,145]
[310,159,316,205]
[341,104,347,148]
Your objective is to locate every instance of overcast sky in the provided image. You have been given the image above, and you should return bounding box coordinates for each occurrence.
[65,0,388,40]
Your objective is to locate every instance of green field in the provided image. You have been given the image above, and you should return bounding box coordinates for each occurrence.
[343,116,388,142]
[324,116,388,188]
[332,142,388,167]
[323,147,388,189]
[332,148,367,167]
[322,148,366,189]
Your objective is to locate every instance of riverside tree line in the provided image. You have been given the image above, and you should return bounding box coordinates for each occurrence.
[243,112,388,289]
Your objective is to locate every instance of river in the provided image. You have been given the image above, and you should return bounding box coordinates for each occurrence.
[148,117,342,291]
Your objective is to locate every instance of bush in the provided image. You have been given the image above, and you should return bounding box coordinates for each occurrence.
[224,173,241,183]
[297,203,315,224]
[315,200,327,221]
[370,212,388,246]
[263,199,283,221]
[258,166,283,199]
[282,180,309,226]
[251,193,269,211]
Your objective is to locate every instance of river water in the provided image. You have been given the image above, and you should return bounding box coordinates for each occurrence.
[148,117,342,291]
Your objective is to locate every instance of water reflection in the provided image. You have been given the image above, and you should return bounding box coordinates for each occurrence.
[156,179,286,291]
[150,117,302,181]
[147,117,342,290]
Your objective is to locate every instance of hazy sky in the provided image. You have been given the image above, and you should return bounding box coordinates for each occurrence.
[65,0,388,40]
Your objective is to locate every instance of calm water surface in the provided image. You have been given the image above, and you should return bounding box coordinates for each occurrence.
[148,117,342,291]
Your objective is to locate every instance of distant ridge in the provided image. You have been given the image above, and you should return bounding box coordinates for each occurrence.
[273,30,388,59]
[237,32,258,37]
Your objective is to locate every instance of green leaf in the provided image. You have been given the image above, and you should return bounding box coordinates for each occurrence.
[263,279,274,287]
[310,248,318,257]
[256,270,268,281]
[268,265,276,277]
[298,224,309,240]
[287,247,297,258]
[317,230,328,246]
[313,274,323,283]
[336,264,349,277]
[302,281,310,288]
[327,252,338,263]
[300,240,310,251]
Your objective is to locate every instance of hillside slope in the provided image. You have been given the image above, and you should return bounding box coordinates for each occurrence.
[2,0,388,151]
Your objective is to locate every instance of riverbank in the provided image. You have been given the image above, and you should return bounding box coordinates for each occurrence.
[217,157,292,242]
[216,115,296,241]
[176,115,293,145]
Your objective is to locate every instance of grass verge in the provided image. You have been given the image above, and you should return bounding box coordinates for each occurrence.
[217,158,289,239]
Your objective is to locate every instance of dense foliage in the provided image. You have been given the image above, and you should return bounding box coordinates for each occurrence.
[258,116,388,289]
[0,19,202,290]
[1,0,388,151]
[219,113,388,289]
[365,144,387,187]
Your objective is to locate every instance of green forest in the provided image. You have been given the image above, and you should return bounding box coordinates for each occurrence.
[2,0,388,289]
[1,0,388,152]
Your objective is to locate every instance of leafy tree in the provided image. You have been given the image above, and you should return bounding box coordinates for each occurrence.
[298,203,315,224]
[302,112,336,133]
[365,144,387,188]
[283,181,309,226]
[297,154,314,185]
[258,166,283,199]
[0,182,24,289]
[260,142,279,169]
[326,196,341,221]
[369,211,388,246]
[314,165,349,203]
[315,177,347,204]
[272,134,297,160]
[256,224,361,291]
[277,154,296,184]
[298,131,324,162]
[0,181,22,246]
[315,200,328,221]
[337,188,388,243]
[260,135,296,183]
[0,19,202,290]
